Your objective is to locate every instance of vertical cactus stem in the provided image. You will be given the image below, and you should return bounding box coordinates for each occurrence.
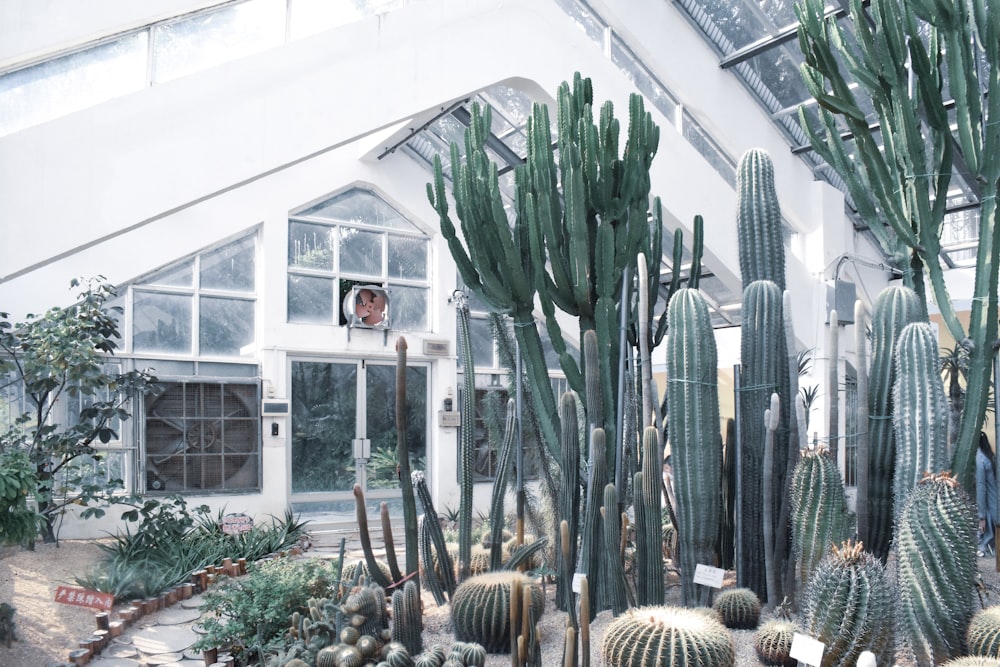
[354,484,393,589]
[395,336,419,587]
[854,300,870,546]
[795,395,808,452]
[381,502,403,582]
[827,311,840,466]
[510,579,521,666]
[583,331,603,430]
[560,519,577,630]
[763,393,780,609]
[580,576,590,667]
[637,252,653,428]
[563,627,576,667]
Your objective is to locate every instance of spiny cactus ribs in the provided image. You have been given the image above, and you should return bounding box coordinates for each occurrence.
[966,606,1000,658]
[753,619,799,667]
[601,606,735,667]
[712,587,761,629]
[450,572,543,653]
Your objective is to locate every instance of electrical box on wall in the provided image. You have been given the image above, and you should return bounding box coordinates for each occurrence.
[439,411,461,427]
[826,280,856,324]
[261,400,290,416]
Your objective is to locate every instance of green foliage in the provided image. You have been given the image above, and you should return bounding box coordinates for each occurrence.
[790,449,850,589]
[966,606,1000,658]
[451,571,543,653]
[712,587,761,629]
[0,277,157,542]
[601,606,735,667]
[896,472,977,664]
[194,557,343,662]
[0,450,41,545]
[804,540,894,667]
[753,619,799,667]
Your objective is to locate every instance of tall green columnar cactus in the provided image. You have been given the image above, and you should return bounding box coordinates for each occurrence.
[557,391,581,613]
[634,425,664,606]
[893,322,949,518]
[488,399,517,572]
[392,580,422,656]
[790,449,850,590]
[736,148,786,290]
[455,297,475,582]
[395,337,419,590]
[796,0,1000,494]
[804,540,894,667]
[864,284,922,560]
[666,288,721,607]
[737,279,787,601]
[577,426,608,617]
[414,471,455,605]
[601,483,631,614]
[896,472,978,664]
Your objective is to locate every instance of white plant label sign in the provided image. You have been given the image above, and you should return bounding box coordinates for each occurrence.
[692,563,725,588]
[789,633,826,666]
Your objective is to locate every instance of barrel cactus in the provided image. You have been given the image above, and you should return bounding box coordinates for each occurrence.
[790,447,850,589]
[712,587,761,629]
[804,539,894,667]
[896,471,977,664]
[601,605,735,667]
[753,619,799,667]
[451,572,544,653]
[967,606,1000,658]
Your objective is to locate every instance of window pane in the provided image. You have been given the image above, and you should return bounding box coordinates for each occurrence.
[153,0,286,83]
[287,275,333,323]
[289,222,335,270]
[365,365,427,489]
[0,32,148,137]
[201,236,255,292]
[200,297,254,356]
[458,316,495,370]
[140,259,194,288]
[298,188,419,231]
[388,236,427,279]
[339,228,382,277]
[133,292,192,354]
[389,285,428,331]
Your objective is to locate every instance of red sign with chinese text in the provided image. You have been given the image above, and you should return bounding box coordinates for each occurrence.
[54,586,114,611]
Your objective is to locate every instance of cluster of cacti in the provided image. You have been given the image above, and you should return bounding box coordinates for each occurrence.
[391,580,421,655]
[712,587,761,629]
[966,606,1000,658]
[804,540,893,667]
[342,560,393,591]
[665,287,721,607]
[940,658,1000,667]
[414,473,455,605]
[896,472,977,664]
[789,448,850,589]
[860,284,922,561]
[411,642,486,667]
[601,606,735,667]
[893,322,950,517]
[450,571,544,653]
[753,619,799,667]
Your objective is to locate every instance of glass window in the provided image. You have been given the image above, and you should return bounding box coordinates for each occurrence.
[288,189,430,330]
[0,32,148,138]
[132,234,256,357]
[144,381,260,493]
[152,0,286,83]
[133,291,193,355]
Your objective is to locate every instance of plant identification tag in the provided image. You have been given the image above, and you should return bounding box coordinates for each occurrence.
[572,572,586,593]
[692,564,725,588]
[789,633,826,666]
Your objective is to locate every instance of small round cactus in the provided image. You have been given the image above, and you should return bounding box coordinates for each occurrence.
[339,645,363,667]
[357,635,380,659]
[601,605,735,667]
[451,572,544,653]
[340,626,360,645]
[712,587,762,629]
[283,660,310,667]
[967,606,1000,658]
[342,558,393,584]
[315,646,339,667]
[753,620,799,667]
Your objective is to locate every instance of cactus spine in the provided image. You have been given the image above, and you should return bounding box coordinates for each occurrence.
[864,284,922,560]
[737,279,787,601]
[666,287,721,607]
[893,321,949,518]
[966,606,1000,658]
[896,472,977,664]
[634,426,663,606]
[804,540,894,667]
[601,606,735,667]
[790,448,850,589]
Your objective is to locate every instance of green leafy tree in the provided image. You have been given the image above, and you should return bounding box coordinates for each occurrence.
[0,278,157,543]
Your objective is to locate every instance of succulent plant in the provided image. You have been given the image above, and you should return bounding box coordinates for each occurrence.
[601,605,735,667]
[634,425,664,607]
[343,559,393,586]
[391,579,422,656]
[940,659,1000,667]
[451,572,544,653]
[804,539,893,667]
[712,587,762,629]
[966,606,1000,658]
[753,619,799,667]
[896,472,977,664]
[283,660,310,667]
[315,646,340,667]
[790,447,850,589]
[343,585,388,639]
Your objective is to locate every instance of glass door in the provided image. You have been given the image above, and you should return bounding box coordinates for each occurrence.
[290,359,427,500]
